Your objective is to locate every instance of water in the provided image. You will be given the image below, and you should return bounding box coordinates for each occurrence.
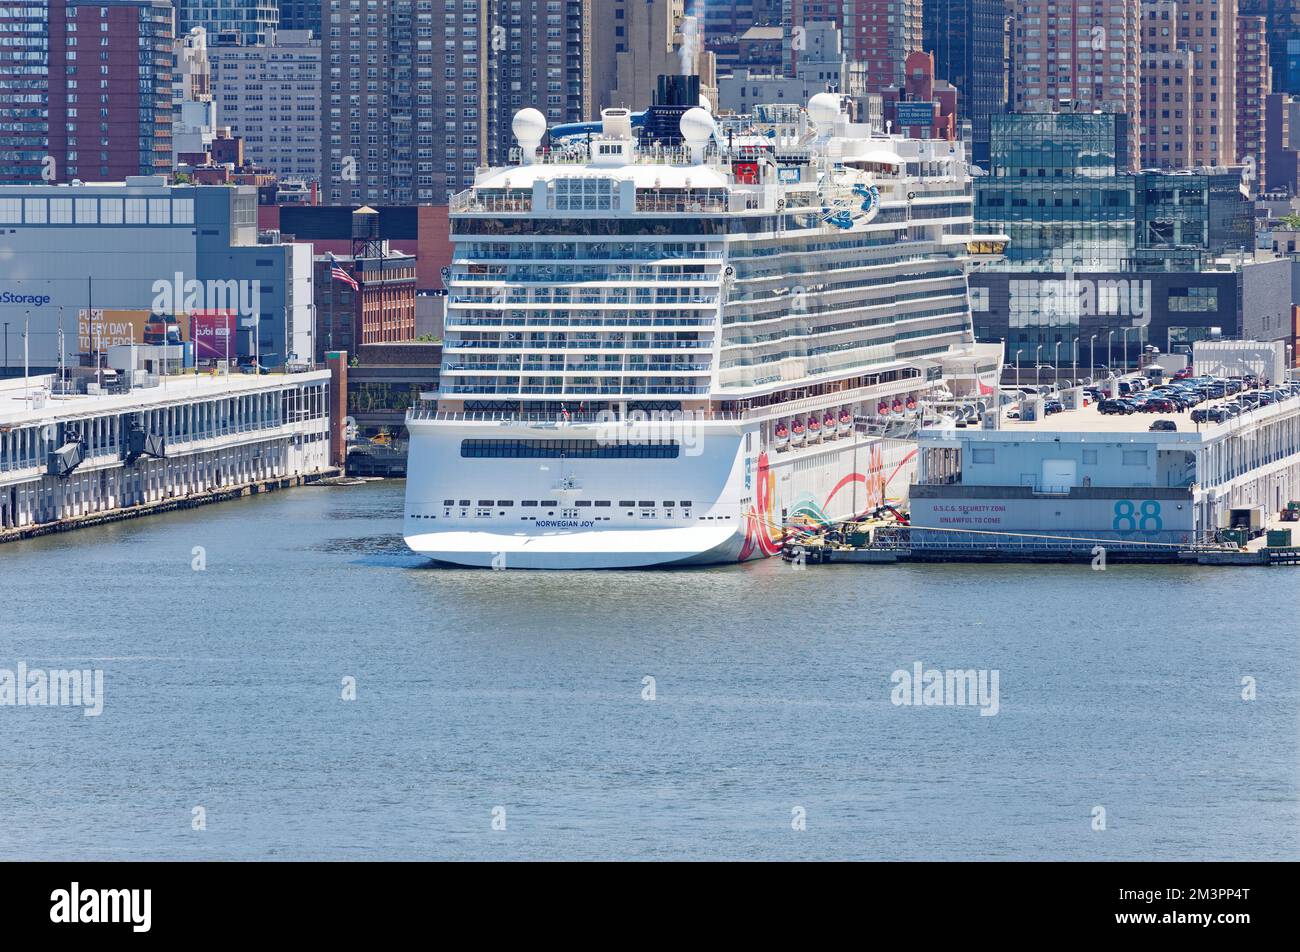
[2,481,1296,860]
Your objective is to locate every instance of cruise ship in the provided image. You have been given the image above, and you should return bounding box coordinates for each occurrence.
[404,92,1003,568]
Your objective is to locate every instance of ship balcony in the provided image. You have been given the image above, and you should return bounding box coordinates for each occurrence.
[444,315,716,329]
[449,189,534,214]
[454,248,726,262]
[442,339,714,351]
[441,362,713,374]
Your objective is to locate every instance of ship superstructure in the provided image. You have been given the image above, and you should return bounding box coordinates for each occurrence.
[404,94,1003,568]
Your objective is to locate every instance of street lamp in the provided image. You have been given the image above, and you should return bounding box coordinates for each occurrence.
[1015,349,1023,390]
[1107,331,1115,376]
[1035,344,1043,387]
[1089,334,1097,381]
[1121,326,1134,372]
[1054,340,1062,384]
[1072,336,1079,383]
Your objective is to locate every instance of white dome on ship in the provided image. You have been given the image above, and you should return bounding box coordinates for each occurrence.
[698,94,712,113]
[807,92,843,131]
[512,108,547,144]
[679,107,715,145]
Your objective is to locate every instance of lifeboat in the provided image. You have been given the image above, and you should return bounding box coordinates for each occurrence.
[773,422,790,451]
[789,419,806,445]
[807,416,822,441]
[878,401,891,415]
[905,396,917,411]
[838,410,853,434]
[822,413,837,439]
[891,398,904,413]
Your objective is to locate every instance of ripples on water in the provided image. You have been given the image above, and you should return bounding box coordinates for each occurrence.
[2,481,1296,860]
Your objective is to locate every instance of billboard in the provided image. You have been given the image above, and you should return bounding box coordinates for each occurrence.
[895,101,935,129]
[191,310,238,360]
[78,310,196,354]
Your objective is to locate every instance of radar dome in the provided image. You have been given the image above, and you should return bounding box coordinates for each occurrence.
[807,93,843,132]
[679,107,715,145]
[512,108,547,163]
[698,94,713,113]
[512,108,547,142]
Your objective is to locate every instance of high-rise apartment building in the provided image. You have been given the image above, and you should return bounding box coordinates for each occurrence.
[1138,0,1236,172]
[321,0,440,205]
[174,26,217,164]
[0,0,174,185]
[1009,0,1141,170]
[1240,0,1300,95]
[599,0,716,112]
[1237,14,1271,192]
[211,30,322,182]
[790,1,922,95]
[923,0,1006,165]
[178,0,280,46]
[322,1,598,205]
[486,1,594,168]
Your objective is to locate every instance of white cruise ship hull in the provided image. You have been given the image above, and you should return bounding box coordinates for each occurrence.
[403,415,917,569]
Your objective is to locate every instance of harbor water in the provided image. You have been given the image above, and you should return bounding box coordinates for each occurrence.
[1,480,1296,860]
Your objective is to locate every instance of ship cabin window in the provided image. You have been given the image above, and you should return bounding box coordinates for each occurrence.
[638,500,655,507]
[619,500,634,507]
[680,500,693,508]
[477,499,493,506]
[458,499,471,506]
[594,500,611,507]
[540,500,558,507]
[662,501,675,507]
[497,500,514,506]
[521,499,538,506]
[443,499,454,506]
[575,500,592,507]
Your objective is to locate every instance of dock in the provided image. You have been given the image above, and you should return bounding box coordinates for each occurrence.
[1,370,335,540]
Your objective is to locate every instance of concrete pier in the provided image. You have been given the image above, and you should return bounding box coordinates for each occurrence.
[1,371,333,540]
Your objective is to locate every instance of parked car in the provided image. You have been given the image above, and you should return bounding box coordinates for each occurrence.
[1140,397,1174,413]
[1044,399,1064,415]
[1149,419,1177,432]
[1098,399,1133,415]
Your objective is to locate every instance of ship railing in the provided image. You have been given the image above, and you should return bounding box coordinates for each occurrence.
[407,408,746,423]
[444,340,714,350]
[456,249,726,262]
[449,192,534,214]
[445,317,715,328]
[634,195,729,214]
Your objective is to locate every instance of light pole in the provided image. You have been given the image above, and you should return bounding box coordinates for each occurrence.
[1089,334,1097,381]
[1072,336,1079,384]
[1121,326,1133,372]
[1035,344,1043,387]
[1015,349,1023,390]
[1054,340,1062,386]
[22,314,29,408]
[1107,331,1115,376]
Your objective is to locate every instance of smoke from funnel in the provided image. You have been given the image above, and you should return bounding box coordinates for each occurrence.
[679,12,699,76]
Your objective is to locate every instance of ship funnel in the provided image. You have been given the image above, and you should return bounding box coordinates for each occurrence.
[512,108,547,164]
[601,108,633,141]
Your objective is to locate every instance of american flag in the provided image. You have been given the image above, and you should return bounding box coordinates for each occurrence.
[328,253,359,291]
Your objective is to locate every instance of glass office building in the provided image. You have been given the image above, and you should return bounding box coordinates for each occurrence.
[977,113,1135,271]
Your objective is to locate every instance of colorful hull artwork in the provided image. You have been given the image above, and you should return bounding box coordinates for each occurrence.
[739,445,918,561]
[739,452,781,561]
